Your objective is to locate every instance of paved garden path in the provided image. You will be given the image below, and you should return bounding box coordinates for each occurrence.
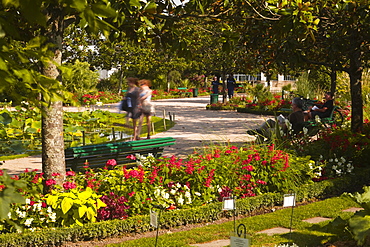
[1,96,269,174]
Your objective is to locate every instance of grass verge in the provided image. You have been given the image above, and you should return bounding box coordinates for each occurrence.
[108,196,359,247]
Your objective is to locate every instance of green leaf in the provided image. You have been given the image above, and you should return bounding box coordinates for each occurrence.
[78,205,88,218]
[70,0,87,12]
[129,0,141,7]
[349,213,370,245]
[91,3,117,18]
[0,112,12,125]
[143,2,157,14]
[78,188,93,201]
[96,199,107,209]
[61,197,74,214]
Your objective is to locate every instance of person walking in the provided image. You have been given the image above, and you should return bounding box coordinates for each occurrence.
[137,79,154,139]
[226,74,237,99]
[123,77,141,140]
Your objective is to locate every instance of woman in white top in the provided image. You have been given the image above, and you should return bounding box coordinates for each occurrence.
[137,79,154,139]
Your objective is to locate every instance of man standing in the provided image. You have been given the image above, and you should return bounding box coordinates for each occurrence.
[226,74,237,99]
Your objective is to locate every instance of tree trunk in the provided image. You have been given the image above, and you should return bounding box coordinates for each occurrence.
[348,38,363,133]
[42,14,66,186]
[330,69,337,95]
[221,72,227,103]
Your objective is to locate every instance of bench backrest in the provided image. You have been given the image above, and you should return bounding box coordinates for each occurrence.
[65,137,175,171]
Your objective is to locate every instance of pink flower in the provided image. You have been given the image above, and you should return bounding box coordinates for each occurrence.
[63,181,77,190]
[66,171,76,176]
[257,180,267,185]
[106,159,117,166]
[41,202,47,208]
[52,173,61,177]
[45,179,56,186]
[126,154,136,160]
[242,165,254,171]
[128,191,135,197]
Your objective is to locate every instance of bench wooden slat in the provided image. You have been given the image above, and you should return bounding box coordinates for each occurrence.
[65,137,175,171]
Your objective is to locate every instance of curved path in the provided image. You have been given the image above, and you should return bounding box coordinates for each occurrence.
[1,96,269,174]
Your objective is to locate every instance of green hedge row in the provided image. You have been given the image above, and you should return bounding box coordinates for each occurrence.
[236,107,291,116]
[0,169,369,247]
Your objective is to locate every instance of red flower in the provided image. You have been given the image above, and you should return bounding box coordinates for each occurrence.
[45,179,56,186]
[63,181,77,190]
[128,191,135,197]
[66,171,76,176]
[106,159,117,166]
[126,154,136,160]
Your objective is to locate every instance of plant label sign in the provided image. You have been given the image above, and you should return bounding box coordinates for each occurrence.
[150,210,158,228]
[283,193,296,207]
[230,236,250,247]
[223,197,235,211]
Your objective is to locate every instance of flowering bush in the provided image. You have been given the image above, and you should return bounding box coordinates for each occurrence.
[0,144,338,233]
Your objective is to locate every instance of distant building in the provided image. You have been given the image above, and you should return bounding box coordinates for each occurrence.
[233,73,296,88]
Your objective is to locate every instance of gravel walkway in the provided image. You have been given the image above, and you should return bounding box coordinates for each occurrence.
[1,96,270,175]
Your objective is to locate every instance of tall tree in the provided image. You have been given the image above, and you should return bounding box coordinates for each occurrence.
[0,0,168,184]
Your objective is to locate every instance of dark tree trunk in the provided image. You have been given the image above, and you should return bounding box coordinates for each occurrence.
[348,34,363,133]
[330,69,337,95]
[221,72,227,103]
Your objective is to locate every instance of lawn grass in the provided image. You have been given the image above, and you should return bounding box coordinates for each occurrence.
[108,196,360,247]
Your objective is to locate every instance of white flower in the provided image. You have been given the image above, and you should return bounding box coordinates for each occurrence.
[184,191,191,198]
[16,209,26,218]
[170,189,177,195]
[177,196,184,205]
[334,158,339,163]
[176,183,181,188]
[49,212,57,222]
[341,157,346,162]
[154,188,161,197]
[47,207,53,214]
[7,212,11,219]
[194,192,201,196]
[332,165,337,170]
[329,159,333,162]
[186,197,192,204]
[25,198,31,204]
[335,169,342,175]
[319,155,323,160]
[183,184,190,190]
[24,218,34,227]
[96,101,103,106]
[303,127,308,135]
[163,193,170,199]
[337,162,342,166]
[218,187,223,193]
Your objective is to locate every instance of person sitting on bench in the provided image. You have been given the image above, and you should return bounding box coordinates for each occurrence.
[304,92,334,121]
[247,97,305,139]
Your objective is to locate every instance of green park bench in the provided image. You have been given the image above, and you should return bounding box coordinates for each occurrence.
[65,137,176,171]
[177,87,192,97]
[305,105,344,129]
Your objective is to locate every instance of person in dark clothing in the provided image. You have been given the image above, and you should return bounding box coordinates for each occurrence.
[211,76,221,94]
[247,97,305,139]
[226,75,237,99]
[123,77,141,140]
[305,92,334,121]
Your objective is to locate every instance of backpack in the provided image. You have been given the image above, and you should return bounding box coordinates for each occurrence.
[119,99,129,111]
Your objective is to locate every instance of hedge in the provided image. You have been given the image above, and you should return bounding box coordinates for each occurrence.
[0,169,369,246]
